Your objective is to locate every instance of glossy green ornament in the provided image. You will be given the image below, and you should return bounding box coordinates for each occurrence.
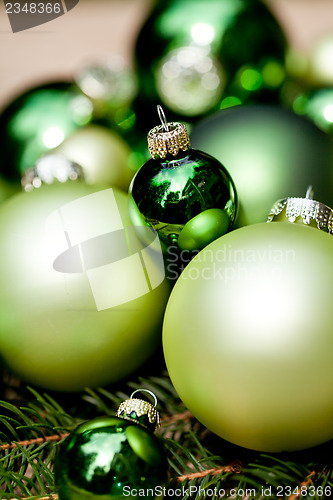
[129,108,237,251]
[163,219,333,452]
[0,82,93,181]
[134,0,286,127]
[55,391,167,499]
[0,179,169,391]
[190,105,333,225]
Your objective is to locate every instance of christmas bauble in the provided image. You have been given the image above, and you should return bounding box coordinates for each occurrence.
[54,125,135,190]
[190,105,333,225]
[55,394,167,500]
[0,82,93,180]
[134,0,286,128]
[129,110,237,251]
[0,182,169,391]
[292,88,333,135]
[163,222,333,452]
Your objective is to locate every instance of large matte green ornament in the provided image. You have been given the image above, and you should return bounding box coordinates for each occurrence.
[134,0,287,128]
[0,180,169,391]
[55,391,167,499]
[0,82,93,180]
[129,108,237,251]
[190,105,333,225]
[163,220,333,452]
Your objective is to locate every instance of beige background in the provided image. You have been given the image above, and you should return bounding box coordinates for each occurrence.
[0,0,333,111]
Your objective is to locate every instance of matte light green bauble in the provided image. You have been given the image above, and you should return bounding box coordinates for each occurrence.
[190,105,333,225]
[55,412,167,499]
[0,82,93,181]
[54,125,135,190]
[134,0,286,129]
[163,222,333,452]
[0,183,169,391]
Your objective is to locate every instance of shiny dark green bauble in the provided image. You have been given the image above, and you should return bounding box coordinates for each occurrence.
[0,82,93,181]
[55,416,167,500]
[130,149,237,251]
[134,0,286,128]
[190,105,333,226]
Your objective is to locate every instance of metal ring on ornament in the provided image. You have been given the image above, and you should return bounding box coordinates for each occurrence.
[267,185,333,234]
[21,154,84,192]
[116,389,160,431]
[147,105,190,159]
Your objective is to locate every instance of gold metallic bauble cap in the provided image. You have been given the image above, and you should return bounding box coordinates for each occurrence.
[116,389,160,432]
[267,185,333,234]
[147,105,190,159]
[21,155,83,192]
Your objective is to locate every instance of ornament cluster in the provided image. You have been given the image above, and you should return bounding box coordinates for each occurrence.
[0,5,333,492]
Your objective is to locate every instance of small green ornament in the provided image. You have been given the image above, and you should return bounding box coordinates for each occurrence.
[55,390,167,500]
[129,107,237,251]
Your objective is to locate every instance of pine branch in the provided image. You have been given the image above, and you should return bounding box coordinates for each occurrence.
[0,434,69,451]
[176,461,242,482]
[288,471,316,500]
[1,372,333,500]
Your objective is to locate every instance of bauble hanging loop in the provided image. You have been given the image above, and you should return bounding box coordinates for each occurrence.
[267,185,333,234]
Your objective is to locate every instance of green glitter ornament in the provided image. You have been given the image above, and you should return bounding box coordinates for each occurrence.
[55,390,167,500]
[129,107,237,251]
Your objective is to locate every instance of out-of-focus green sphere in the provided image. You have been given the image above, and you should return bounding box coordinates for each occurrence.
[54,125,135,190]
[163,222,333,452]
[309,35,333,87]
[55,416,167,500]
[134,0,286,128]
[292,88,333,135]
[0,82,93,181]
[190,105,333,225]
[0,183,169,391]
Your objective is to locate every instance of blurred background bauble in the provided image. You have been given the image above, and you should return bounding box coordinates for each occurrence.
[190,105,333,226]
[134,0,287,130]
